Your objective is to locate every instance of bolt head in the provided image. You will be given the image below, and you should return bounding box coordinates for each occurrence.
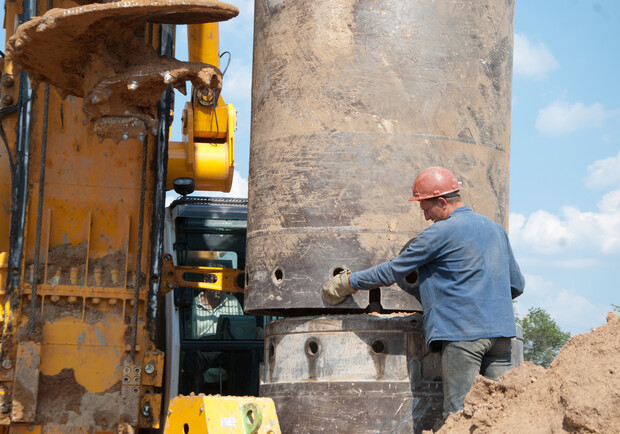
[2,94,14,106]
[144,363,155,374]
[2,75,14,87]
[2,360,12,370]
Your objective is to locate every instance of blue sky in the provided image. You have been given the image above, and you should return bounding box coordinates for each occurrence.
[173,0,618,335]
[2,0,616,335]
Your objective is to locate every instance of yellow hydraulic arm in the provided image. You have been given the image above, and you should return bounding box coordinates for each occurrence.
[160,253,244,295]
[168,23,236,192]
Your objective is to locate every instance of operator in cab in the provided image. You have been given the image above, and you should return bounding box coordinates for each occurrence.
[181,287,243,395]
[194,288,243,338]
[322,166,525,420]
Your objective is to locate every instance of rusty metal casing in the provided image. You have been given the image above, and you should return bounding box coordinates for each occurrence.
[261,314,443,432]
[246,0,515,314]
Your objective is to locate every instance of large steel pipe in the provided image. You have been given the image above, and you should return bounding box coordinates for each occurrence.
[261,314,443,432]
[246,0,515,314]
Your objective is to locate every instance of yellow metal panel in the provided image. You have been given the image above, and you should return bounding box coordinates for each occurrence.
[141,350,164,387]
[165,395,281,434]
[188,23,220,67]
[40,318,125,394]
[193,99,229,140]
[167,102,235,192]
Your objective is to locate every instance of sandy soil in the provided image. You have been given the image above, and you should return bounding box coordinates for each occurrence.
[430,312,620,433]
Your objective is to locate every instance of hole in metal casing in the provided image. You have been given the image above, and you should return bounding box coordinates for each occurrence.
[305,338,320,358]
[330,265,347,277]
[272,267,284,284]
[371,339,386,354]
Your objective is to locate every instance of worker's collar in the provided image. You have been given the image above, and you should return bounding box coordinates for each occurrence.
[447,205,471,218]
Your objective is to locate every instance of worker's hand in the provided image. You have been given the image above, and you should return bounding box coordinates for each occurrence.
[322,270,357,305]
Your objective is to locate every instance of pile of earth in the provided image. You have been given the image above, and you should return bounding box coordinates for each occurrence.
[433,312,619,433]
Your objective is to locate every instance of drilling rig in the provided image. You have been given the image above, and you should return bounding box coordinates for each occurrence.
[0,0,278,431]
[0,0,520,432]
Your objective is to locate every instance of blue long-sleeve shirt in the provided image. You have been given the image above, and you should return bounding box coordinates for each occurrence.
[349,206,524,347]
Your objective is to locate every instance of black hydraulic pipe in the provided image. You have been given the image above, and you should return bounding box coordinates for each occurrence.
[147,23,174,345]
[2,0,36,358]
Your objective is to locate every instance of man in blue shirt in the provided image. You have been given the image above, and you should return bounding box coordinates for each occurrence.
[322,166,525,419]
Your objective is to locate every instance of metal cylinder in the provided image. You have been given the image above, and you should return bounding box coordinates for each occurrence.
[261,314,443,433]
[246,0,515,314]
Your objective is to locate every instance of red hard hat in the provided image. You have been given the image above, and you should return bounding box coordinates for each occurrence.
[409,166,460,201]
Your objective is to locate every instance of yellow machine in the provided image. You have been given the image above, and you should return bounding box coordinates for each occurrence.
[0,0,276,431]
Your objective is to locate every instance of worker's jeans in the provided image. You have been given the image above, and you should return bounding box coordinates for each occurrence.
[441,337,512,419]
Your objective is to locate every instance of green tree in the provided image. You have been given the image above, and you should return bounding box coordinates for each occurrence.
[517,307,571,368]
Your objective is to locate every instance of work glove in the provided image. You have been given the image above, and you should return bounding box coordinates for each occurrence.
[322,269,357,305]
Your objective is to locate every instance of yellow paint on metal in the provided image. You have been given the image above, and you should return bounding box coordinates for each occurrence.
[141,350,165,387]
[40,318,126,394]
[167,21,235,192]
[188,23,220,67]
[161,254,244,295]
[165,395,281,434]
[193,97,230,140]
[168,101,235,192]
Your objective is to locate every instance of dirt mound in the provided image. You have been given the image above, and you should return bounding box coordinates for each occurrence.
[434,312,620,433]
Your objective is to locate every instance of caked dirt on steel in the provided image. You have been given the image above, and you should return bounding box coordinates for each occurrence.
[6,0,238,141]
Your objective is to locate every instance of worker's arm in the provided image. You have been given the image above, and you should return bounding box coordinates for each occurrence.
[349,234,434,290]
[322,233,434,305]
[507,239,525,299]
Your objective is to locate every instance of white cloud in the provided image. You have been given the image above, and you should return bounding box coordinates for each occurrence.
[222,59,252,103]
[502,152,618,253]
[584,149,620,190]
[598,189,620,212]
[513,34,559,80]
[510,210,572,253]
[510,201,620,254]
[513,274,610,335]
[535,101,611,135]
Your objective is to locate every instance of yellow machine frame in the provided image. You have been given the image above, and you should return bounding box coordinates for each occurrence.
[168,23,236,193]
[0,1,240,430]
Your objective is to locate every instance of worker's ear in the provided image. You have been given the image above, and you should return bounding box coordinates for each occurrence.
[437,197,448,208]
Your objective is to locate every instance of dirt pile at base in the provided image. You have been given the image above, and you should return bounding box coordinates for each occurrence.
[436,312,620,433]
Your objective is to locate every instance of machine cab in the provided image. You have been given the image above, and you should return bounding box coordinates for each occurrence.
[164,197,264,399]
